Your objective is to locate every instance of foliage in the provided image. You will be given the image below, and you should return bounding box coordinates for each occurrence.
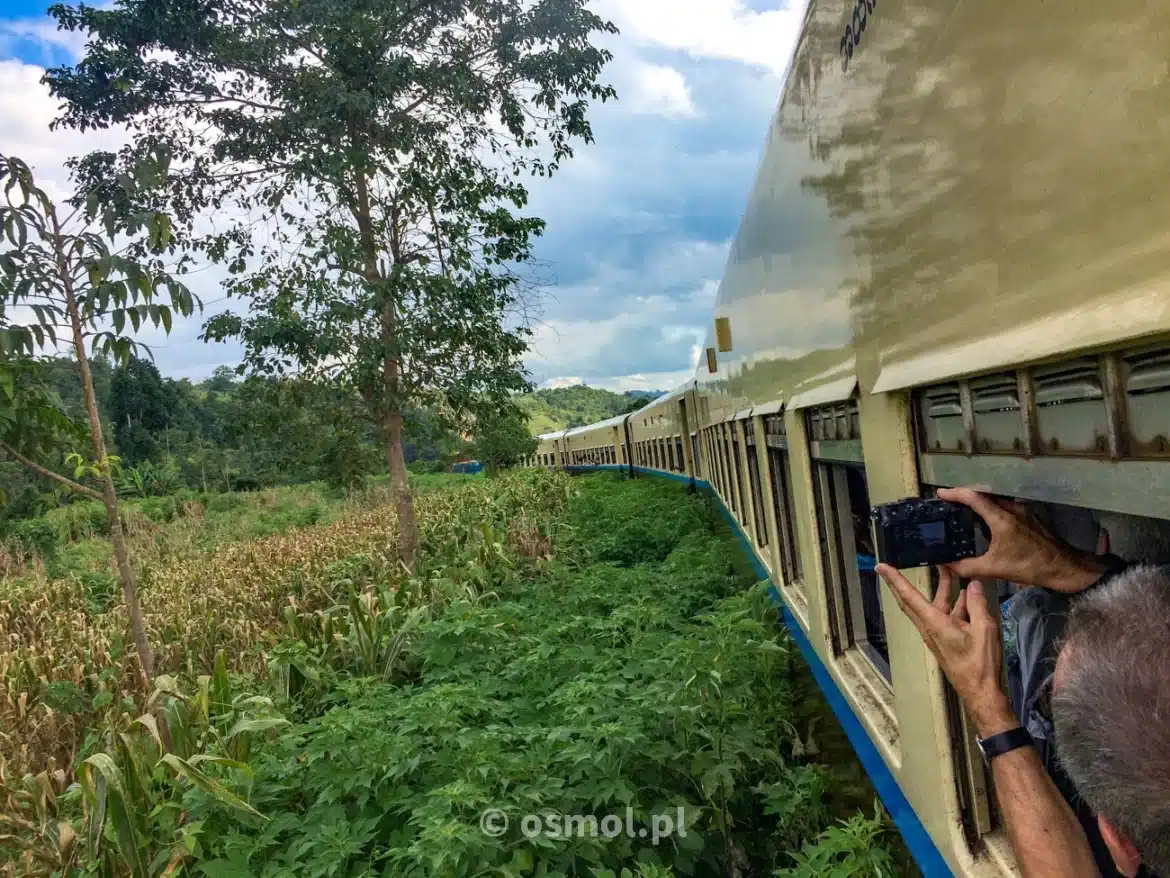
[0,473,570,787]
[0,152,199,683]
[1,472,909,876]
[517,386,664,434]
[774,808,899,878]
[47,0,619,568]
[473,404,538,472]
[176,476,908,877]
[0,358,470,518]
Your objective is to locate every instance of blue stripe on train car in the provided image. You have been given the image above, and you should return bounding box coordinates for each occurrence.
[569,464,955,878]
[451,461,484,474]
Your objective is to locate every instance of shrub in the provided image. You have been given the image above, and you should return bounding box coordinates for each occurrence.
[7,518,59,560]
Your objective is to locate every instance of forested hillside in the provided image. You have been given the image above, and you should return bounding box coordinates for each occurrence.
[0,358,660,531]
[518,385,664,434]
[0,357,464,528]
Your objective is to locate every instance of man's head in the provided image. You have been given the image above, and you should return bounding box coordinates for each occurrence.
[1054,565,1170,878]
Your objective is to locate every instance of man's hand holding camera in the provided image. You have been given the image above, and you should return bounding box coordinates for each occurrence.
[935,487,1106,594]
[875,564,1016,737]
[875,487,1105,736]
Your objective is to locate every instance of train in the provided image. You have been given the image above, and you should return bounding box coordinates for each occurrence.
[527,1,1170,875]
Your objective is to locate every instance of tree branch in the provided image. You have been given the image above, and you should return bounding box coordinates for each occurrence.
[0,442,104,500]
[426,197,449,279]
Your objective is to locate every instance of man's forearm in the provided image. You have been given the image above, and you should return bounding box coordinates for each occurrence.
[975,702,1100,878]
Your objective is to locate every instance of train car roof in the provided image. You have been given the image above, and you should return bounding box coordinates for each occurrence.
[564,413,629,437]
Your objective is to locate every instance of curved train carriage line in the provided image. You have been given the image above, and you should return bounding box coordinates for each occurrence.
[527,0,1170,875]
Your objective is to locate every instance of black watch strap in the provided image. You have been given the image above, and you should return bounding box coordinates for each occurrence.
[977,727,1033,762]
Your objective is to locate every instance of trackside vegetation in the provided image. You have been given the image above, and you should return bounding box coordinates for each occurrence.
[1,471,910,876]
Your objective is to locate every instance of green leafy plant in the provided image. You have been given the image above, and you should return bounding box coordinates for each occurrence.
[0,153,197,681]
[76,653,285,876]
[774,806,898,878]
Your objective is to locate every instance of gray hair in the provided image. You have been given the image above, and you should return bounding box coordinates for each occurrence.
[1054,564,1170,875]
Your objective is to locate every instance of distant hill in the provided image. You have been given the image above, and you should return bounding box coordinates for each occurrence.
[518,386,664,435]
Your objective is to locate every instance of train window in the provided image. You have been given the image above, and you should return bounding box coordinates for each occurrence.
[919,384,966,453]
[675,436,685,473]
[718,428,731,499]
[715,430,727,496]
[705,430,716,489]
[743,421,768,549]
[730,425,746,520]
[666,438,676,471]
[807,401,890,683]
[691,433,701,478]
[764,415,803,585]
[717,425,733,512]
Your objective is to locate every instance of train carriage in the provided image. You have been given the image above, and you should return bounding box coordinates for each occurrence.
[528,1,1170,874]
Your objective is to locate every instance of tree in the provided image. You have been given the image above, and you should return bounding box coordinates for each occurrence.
[0,154,196,681]
[203,365,238,396]
[46,0,617,568]
[110,357,171,463]
[472,403,538,473]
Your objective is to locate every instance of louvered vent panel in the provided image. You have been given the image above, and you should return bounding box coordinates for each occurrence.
[1033,359,1108,454]
[920,384,965,452]
[1126,346,1170,456]
[971,374,1025,453]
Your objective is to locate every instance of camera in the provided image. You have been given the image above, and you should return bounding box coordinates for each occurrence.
[870,498,983,569]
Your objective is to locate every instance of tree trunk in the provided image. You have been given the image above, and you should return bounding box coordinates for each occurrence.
[51,209,156,682]
[353,164,419,568]
[384,408,418,567]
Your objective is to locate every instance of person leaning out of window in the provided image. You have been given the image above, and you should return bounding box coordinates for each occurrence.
[877,488,1168,878]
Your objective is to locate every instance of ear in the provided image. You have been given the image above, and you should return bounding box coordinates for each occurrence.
[1096,526,1111,555]
[1098,814,1141,878]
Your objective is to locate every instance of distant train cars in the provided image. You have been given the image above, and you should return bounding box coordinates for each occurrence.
[529,1,1170,874]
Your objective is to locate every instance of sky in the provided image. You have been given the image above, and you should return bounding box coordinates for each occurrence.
[0,0,807,392]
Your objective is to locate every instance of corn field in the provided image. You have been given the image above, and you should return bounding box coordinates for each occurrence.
[0,472,570,807]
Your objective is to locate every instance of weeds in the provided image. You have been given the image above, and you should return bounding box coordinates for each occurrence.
[1,472,909,876]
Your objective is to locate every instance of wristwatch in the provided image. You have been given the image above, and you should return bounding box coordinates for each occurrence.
[976,727,1033,763]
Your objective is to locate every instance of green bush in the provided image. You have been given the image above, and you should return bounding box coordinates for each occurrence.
[7,518,60,560]
[177,475,907,877]
[79,570,120,613]
[206,492,246,514]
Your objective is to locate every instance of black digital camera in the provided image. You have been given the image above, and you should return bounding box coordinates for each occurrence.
[870,498,982,569]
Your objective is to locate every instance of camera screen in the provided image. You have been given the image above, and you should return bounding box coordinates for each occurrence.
[917,521,946,547]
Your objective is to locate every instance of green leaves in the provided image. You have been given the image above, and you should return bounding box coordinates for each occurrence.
[160,755,265,819]
[172,474,895,878]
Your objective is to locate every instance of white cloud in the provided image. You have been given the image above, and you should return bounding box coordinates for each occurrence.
[0,60,129,203]
[626,62,698,118]
[593,0,804,75]
[540,376,584,389]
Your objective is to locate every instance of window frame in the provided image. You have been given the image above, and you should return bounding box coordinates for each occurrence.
[806,400,892,686]
[764,419,803,586]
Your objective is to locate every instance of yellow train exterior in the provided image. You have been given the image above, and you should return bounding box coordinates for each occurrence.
[533,1,1170,875]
